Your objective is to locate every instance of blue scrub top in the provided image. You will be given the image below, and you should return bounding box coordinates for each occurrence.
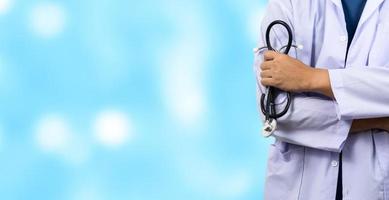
[336,1,367,199]
[341,0,368,48]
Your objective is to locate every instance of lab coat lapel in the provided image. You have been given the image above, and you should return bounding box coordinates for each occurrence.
[359,0,385,26]
[330,0,385,25]
[330,0,342,8]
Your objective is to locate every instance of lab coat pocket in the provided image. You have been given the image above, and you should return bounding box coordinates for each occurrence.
[264,140,305,200]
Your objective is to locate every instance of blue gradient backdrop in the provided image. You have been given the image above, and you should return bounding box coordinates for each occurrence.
[0,0,270,199]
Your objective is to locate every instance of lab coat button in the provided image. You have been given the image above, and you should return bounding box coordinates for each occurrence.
[331,160,338,167]
[339,35,347,42]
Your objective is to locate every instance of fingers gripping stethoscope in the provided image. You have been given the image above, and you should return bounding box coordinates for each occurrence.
[254,20,300,137]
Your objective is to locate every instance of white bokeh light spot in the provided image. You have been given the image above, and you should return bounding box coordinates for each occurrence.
[34,114,91,165]
[162,60,207,126]
[94,110,133,148]
[0,0,12,15]
[35,114,71,153]
[248,8,266,43]
[29,3,66,38]
[159,6,210,127]
[174,87,205,124]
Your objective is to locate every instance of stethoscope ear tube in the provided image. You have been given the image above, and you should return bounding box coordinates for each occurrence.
[265,20,293,54]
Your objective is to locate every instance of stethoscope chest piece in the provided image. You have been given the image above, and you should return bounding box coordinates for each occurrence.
[262,119,277,137]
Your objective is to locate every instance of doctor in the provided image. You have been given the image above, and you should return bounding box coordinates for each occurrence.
[255,0,389,199]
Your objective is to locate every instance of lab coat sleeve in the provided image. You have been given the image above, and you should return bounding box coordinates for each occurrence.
[329,67,389,120]
[254,0,352,152]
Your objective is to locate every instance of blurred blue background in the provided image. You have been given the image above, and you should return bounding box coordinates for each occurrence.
[0,0,271,199]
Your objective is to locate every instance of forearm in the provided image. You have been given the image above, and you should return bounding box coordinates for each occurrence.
[308,70,389,132]
[307,68,335,99]
[257,56,352,151]
[261,52,389,119]
[350,117,389,133]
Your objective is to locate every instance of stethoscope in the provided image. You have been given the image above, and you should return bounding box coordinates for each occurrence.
[254,20,300,138]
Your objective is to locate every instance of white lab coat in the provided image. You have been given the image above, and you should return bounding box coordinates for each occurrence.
[254,0,389,199]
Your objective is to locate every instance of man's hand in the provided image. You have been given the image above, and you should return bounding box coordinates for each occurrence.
[260,51,314,92]
[260,51,334,98]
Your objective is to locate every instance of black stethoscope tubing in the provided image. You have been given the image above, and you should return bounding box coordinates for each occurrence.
[260,20,293,121]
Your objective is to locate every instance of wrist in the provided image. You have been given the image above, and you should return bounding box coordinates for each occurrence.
[306,68,325,91]
[306,68,334,98]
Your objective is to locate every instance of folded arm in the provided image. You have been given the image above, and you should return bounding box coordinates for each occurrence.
[261,47,389,135]
[255,0,389,152]
[313,68,389,132]
[254,0,352,152]
[313,68,389,133]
